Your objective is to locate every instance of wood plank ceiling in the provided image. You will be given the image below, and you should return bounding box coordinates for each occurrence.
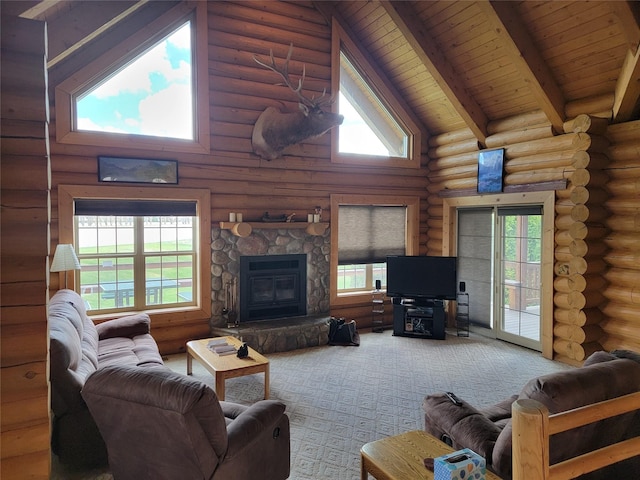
[8,0,640,147]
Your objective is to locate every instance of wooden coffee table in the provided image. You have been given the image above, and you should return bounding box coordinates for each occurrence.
[361,430,501,480]
[186,336,269,401]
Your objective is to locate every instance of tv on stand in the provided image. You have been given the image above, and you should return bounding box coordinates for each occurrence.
[386,256,457,339]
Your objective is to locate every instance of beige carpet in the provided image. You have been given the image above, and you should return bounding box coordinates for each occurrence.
[52,330,571,479]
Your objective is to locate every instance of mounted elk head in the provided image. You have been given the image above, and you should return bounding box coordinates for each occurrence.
[252,44,344,160]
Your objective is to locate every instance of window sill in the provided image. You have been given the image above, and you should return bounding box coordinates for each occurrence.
[91,305,205,324]
[333,290,386,306]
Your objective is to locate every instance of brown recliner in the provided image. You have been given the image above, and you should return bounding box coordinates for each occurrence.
[82,365,290,480]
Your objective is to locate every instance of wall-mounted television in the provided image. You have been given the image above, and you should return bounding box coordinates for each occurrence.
[386,255,457,300]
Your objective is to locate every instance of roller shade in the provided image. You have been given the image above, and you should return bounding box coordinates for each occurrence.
[75,199,197,216]
[497,206,542,216]
[338,205,406,265]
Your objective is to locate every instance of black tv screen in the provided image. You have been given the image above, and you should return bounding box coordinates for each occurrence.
[386,255,457,300]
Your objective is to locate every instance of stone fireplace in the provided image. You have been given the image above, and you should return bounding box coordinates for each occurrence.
[209,225,331,352]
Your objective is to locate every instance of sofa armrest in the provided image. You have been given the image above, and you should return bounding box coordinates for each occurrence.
[423,393,503,459]
[224,400,287,458]
[95,313,150,340]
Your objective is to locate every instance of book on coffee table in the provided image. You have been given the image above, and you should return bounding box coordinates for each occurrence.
[212,345,236,356]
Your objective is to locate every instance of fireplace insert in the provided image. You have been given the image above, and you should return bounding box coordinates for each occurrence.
[239,254,307,322]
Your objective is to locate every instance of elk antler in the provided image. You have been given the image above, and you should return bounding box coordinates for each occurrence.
[254,43,333,109]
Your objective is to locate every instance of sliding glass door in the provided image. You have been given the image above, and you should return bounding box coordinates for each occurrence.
[457,206,543,351]
[496,207,542,350]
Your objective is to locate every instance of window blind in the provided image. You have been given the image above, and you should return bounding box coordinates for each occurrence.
[338,205,406,265]
[457,208,493,328]
[497,206,543,216]
[75,199,197,217]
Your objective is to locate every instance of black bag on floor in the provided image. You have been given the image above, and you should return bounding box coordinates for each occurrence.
[328,317,360,346]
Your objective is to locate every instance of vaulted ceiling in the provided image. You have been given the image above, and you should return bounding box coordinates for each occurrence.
[5,0,640,147]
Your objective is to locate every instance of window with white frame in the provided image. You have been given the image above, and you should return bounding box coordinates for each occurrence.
[74,200,197,313]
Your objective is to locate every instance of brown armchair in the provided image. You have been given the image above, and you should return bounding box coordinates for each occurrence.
[82,365,290,480]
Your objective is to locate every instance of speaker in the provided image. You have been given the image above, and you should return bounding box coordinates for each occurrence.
[459,281,466,292]
[375,279,382,290]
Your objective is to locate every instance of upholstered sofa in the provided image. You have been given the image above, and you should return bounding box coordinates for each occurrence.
[49,289,164,467]
[423,350,640,480]
[82,365,291,480]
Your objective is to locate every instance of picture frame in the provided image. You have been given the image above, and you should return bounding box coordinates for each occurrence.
[477,149,504,193]
[98,156,178,184]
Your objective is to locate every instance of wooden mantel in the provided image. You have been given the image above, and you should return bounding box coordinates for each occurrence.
[219,221,329,237]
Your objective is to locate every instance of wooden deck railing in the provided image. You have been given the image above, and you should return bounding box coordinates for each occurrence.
[511,392,640,480]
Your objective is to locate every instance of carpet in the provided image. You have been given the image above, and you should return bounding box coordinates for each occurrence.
[52,330,571,479]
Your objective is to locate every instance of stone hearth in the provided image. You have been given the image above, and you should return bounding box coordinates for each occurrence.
[209,225,331,352]
[211,315,330,354]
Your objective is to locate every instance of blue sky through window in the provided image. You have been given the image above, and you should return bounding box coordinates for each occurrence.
[76,22,193,140]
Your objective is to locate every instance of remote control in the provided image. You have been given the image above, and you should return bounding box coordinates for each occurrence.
[446,391,463,406]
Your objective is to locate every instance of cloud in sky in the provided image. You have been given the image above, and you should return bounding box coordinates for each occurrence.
[139,83,192,139]
[77,21,192,139]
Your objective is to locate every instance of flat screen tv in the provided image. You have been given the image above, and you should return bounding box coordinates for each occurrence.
[386,255,457,300]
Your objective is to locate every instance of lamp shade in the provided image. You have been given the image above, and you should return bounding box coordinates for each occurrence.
[50,244,81,272]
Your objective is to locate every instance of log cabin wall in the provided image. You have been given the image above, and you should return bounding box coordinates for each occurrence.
[46,1,429,345]
[552,113,611,365]
[601,121,640,353]
[42,1,640,360]
[426,93,640,365]
[0,16,52,480]
[1,1,639,476]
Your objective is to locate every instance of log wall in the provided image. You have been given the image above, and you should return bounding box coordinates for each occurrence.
[46,1,429,338]
[2,1,639,473]
[0,16,52,480]
[601,121,640,353]
[426,93,640,364]
[552,115,610,365]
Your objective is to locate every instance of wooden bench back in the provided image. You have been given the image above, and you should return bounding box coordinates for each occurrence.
[511,392,640,479]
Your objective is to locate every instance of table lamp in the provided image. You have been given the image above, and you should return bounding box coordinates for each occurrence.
[51,244,81,289]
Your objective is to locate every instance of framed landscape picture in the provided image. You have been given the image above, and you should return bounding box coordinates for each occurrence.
[98,156,178,184]
[477,149,504,193]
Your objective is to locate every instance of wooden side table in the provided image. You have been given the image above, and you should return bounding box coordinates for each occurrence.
[361,430,501,480]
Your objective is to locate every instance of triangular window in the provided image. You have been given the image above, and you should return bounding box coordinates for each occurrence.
[339,52,408,157]
[76,22,193,140]
[331,19,420,168]
[56,3,209,154]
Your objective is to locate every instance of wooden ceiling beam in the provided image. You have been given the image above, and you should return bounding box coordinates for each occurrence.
[380,0,488,146]
[45,1,149,68]
[7,0,67,19]
[609,1,640,52]
[613,46,640,122]
[479,0,566,133]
